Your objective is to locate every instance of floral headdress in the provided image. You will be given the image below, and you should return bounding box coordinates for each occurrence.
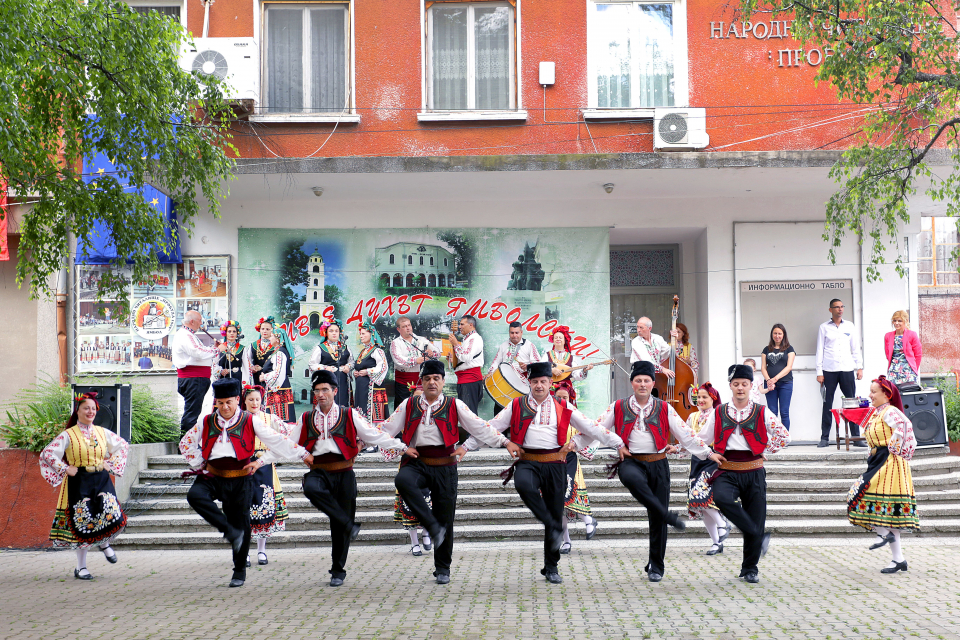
[220,319,242,339]
[318,319,345,344]
[696,382,721,409]
[67,392,100,429]
[242,384,265,405]
[254,316,275,333]
[551,379,577,407]
[359,321,384,348]
[550,325,572,352]
[874,375,905,413]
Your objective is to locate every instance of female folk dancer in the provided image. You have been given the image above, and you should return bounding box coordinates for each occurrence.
[352,322,389,452]
[685,383,729,555]
[261,325,297,423]
[243,316,277,388]
[39,392,128,579]
[217,320,245,382]
[848,376,919,574]
[543,326,593,382]
[309,320,352,408]
[551,380,599,554]
[392,383,433,556]
[674,322,700,385]
[241,385,291,566]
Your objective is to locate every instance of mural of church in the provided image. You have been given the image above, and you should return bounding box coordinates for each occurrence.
[299,251,326,327]
[375,242,457,289]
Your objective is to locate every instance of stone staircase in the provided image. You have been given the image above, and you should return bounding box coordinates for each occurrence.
[113,446,960,550]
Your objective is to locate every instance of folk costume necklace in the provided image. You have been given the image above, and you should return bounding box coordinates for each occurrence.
[225,341,244,357]
[549,349,570,364]
[322,341,342,361]
[256,339,276,360]
[357,343,377,362]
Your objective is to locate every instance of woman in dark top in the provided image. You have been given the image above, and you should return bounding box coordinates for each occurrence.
[216,320,245,382]
[308,320,352,407]
[761,323,796,430]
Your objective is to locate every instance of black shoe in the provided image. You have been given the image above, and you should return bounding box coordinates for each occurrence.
[760,532,772,558]
[706,543,723,556]
[543,571,563,584]
[559,542,572,555]
[744,572,760,584]
[329,577,344,587]
[100,545,118,564]
[718,525,730,542]
[73,568,93,580]
[853,441,868,448]
[817,439,830,448]
[349,522,362,542]
[648,571,663,582]
[422,536,432,551]
[411,544,422,557]
[257,552,268,566]
[881,560,908,574]
[228,578,244,588]
[245,556,251,568]
[668,512,686,532]
[585,517,598,540]
[870,532,896,550]
[435,573,450,585]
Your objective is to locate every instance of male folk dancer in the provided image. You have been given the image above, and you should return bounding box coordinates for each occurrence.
[379,360,520,584]
[179,378,313,587]
[390,315,436,410]
[485,320,541,415]
[274,370,409,587]
[695,363,790,583]
[173,309,226,434]
[466,362,626,584]
[630,316,676,380]
[448,314,484,414]
[598,361,722,582]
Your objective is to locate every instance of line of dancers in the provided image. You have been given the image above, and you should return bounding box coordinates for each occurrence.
[40,357,920,586]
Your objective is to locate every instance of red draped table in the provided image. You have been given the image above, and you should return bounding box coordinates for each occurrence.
[830,407,871,451]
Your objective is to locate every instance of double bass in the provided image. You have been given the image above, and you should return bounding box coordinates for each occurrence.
[654,295,697,421]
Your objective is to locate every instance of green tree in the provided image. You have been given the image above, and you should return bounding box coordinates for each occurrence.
[0,0,234,300]
[436,231,474,286]
[277,243,310,320]
[324,283,345,320]
[738,0,960,280]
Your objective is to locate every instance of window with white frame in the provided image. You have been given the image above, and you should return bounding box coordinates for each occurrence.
[918,216,960,286]
[589,1,686,108]
[426,2,517,111]
[125,1,183,22]
[263,2,350,114]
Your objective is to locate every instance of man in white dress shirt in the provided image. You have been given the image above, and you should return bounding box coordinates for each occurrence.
[378,359,521,584]
[271,370,410,587]
[173,310,226,435]
[816,298,865,447]
[485,321,541,415]
[179,377,313,588]
[597,360,722,582]
[389,315,436,410]
[448,315,484,414]
[694,364,790,584]
[629,317,675,380]
[464,361,626,584]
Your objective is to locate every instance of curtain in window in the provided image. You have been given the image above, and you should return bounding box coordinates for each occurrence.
[593,4,632,108]
[636,4,674,108]
[475,7,510,110]
[432,8,468,110]
[267,9,304,113]
[132,6,181,19]
[311,8,347,112]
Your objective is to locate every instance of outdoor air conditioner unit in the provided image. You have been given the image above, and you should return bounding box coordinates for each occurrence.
[179,37,259,104]
[653,107,709,151]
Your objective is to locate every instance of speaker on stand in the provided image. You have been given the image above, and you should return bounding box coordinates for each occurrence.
[901,389,948,447]
[72,383,132,442]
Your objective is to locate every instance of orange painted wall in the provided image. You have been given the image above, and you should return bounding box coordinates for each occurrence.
[919,295,960,375]
[183,0,902,159]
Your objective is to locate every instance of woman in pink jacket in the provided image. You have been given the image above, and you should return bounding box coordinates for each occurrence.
[885,310,922,386]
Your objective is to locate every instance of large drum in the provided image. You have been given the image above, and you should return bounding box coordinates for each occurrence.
[484,363,529,407]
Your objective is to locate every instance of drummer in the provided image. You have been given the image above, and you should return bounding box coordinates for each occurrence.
[485,322,541,415]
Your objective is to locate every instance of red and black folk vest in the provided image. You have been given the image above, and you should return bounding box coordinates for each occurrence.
[613,397,671,450]
[200,410,257,461]
[401,396,460,447]
[299,405,359,459]
[713,403,768,455]
[509,396,571,447]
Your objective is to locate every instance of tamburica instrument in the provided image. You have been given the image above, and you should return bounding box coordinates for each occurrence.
[439,318,461,369]
[484,363,530,407]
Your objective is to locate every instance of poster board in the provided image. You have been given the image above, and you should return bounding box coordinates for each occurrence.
[739,279,854,356]
[75,255,231,373]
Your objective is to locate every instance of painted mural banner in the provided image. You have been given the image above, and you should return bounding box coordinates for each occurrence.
[238,228,612,418]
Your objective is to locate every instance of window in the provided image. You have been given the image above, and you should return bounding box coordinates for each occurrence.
[426,2,516,111]
[313,265,320,272]
[589,1,687,108]
[130,5,181,19]
[430,256,435,266]
[263,3,350,114]
[313,291,318,300]
[408,255,413,265]
[393,273,402,286]
[313,278,318,286]
[389,254,395,264]
[420,256,424,266]
[919,217,959,286]
[444,258,448,267]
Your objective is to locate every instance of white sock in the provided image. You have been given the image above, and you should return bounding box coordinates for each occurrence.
[874,526,890,538]
[76,549,88,572]
[257,539,267,554]
[99,544,116,559]
[890,530,904,563]
[562,519,572,544]
[422,528,431,546]
[409,529,420,547]
[702,510,723,544]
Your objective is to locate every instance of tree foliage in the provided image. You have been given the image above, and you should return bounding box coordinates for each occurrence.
[0,0,235,299]
[740,0,960,280]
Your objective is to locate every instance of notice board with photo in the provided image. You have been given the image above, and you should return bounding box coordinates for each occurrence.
[739,279,855,356]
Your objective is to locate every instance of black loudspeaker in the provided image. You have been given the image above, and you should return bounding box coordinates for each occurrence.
[901,389,947,446]
[72,384,132,442]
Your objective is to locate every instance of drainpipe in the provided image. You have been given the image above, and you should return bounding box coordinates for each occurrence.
[56,271,68,386]
[202,0,215,38]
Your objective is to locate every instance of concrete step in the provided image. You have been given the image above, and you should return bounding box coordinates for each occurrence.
[111,517,960,549]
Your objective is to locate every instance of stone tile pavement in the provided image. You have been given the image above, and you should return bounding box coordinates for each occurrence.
[1,537,958,640]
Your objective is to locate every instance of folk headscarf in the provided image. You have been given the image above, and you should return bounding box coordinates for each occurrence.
[319,319,345,345]
[359,321,384,348]
[551,379,577,407]
[874,375,905,413]
[220,319,242,339]
[550,325,572,352]
[254,316,275,333]
[698,382,721,409]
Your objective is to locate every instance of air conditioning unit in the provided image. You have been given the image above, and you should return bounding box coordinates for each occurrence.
[180,37,259,104]
[653,107,709,151]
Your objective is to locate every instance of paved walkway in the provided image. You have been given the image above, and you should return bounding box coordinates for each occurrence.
[1,538,958,640]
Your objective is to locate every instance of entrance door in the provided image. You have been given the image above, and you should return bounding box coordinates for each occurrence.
[610,293,677,400]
